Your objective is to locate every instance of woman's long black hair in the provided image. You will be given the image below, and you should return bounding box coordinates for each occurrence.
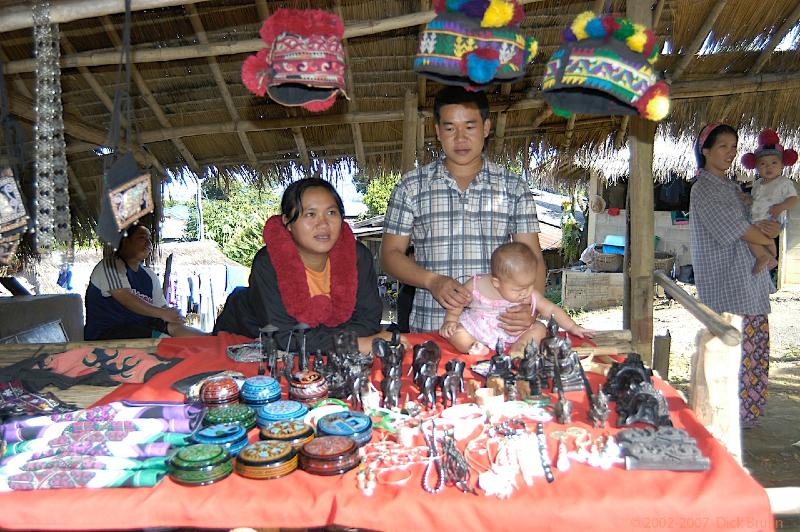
[695,123,738,169]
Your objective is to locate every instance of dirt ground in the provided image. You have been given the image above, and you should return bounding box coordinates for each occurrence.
[578,285,800,495]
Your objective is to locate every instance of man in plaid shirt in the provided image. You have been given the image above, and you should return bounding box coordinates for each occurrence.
[381,86,545,332]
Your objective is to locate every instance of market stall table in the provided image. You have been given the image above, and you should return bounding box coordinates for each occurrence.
[0,333,774,531]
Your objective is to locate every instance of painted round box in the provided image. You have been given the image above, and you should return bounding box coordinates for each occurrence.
[199,375,240,406]
[316,410,373,447]
[259,420,315,450]
[203,404,257,431]
[235,440,298,480]
[190,423,249,456]
[240,375,281,406]
[288,370,329,404]
[167,443,233,486]
[299,435,360,476]
[256,400,309,426]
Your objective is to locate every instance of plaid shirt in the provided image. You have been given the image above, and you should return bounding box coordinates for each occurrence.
[690,169,771,315]
[383,158,540,331]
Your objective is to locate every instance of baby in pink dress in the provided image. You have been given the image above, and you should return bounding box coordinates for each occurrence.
[439,242,594,356]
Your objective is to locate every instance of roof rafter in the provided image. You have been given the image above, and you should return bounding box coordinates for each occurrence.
[336,2,367,172]
[186,4,257,167]
[100,16,200,175]
[668,0,728,82]
[750,1,800,75]
[492,83,513,156]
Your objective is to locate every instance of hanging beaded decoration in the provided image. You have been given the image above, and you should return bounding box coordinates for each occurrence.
[32,0,71,251]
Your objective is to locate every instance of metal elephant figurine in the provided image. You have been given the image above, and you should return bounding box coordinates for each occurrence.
[440,359,465,408]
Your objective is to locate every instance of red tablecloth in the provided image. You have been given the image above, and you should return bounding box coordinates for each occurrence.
[0,333,774,531]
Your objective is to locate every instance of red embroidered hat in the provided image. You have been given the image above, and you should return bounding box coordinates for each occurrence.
[740,129,798,169]
[242,9,347,112]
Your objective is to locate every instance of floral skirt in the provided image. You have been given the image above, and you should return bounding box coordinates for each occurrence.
[740,314,770,427]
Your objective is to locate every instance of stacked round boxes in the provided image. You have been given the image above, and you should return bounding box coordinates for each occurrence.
[190,423,249,456]
[167,443,233,486]
[259,420,315,450]
[288,370,329,406]
[256,400,308,428]
[235,440,298,480]
[316,411,373,447]
[203,404,257,431]
[199,375,240,406]
[240,376,281,406]
[299,435,360,476]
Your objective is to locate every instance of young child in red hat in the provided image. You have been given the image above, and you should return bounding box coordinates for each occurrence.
[741,129,799,273]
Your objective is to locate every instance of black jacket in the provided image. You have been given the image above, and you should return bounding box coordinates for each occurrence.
[214,242,382,352]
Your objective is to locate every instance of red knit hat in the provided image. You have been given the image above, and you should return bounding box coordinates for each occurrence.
[741,129,798,169]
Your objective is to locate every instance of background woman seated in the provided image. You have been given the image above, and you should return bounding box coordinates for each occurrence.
[214,177,394,353]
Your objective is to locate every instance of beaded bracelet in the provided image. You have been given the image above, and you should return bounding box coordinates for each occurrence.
[312,398,349,409]
[536,422,555,483]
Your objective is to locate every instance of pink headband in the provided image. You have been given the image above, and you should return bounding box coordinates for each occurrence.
[697,122,722,150]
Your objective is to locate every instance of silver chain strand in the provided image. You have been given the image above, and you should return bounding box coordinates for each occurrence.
[32,0,71,251]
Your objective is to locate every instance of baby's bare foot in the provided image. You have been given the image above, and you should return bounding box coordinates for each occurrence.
[468,342,489,356]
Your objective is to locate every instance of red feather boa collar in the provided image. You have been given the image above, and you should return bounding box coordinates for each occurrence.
[262,215,357,327]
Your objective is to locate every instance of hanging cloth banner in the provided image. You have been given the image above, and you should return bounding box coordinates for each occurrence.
[96,0,153,249]
[31,0,71,252]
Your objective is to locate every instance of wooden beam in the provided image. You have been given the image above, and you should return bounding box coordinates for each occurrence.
[562,113,576,149]
[671,71,800,98]
[401,91,418,173]
[291,128,311,172]
[335,3,366,172]
[416,0,431,110]
[100,16,200,175]
[626,0,655,363]
[652,0,667,27]
[254,0,269,21]
[492,83,513,156]
[750,1,800,75]
[0,0,213,33]
[185,5,257,168]
[4,0,545,73]
[668,0,728,82]
[614,116,630,149]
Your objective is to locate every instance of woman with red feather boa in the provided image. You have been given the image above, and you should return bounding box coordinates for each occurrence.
[214,178,391,353]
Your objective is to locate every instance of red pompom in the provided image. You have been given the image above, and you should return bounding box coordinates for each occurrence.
[642,29,656,58]
[433,0,447,13]
[784,148,798,167]
[601,15,620,38]
[740,153,757,170]
[241,49,270,97]
[260,9,344,45]
[758,128,780,147]
[510,4,525,26]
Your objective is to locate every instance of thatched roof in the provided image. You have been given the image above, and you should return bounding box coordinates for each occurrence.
[1,0,799,238]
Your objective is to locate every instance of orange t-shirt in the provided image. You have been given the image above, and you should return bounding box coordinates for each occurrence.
[305,259,331,297]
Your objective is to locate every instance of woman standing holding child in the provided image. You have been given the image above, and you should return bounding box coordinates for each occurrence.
[689,123,782,428]
[439,242,595,357]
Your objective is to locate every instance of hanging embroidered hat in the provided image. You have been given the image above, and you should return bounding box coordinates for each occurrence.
[540,11,670,121]
[414,0,538,89]
[242,9,347,112]
[740,129,798,169]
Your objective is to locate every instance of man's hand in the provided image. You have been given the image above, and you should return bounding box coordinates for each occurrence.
[160,307,185,324]
[756,220,780,239]
[439,321,458,338]
[426,275,471,310]
[498,303,534,336]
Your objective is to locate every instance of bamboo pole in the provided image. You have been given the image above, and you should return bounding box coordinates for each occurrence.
[653,271,740,345]
[0,0,213,33]
[401,91,418,173]
[751,1,800,75]
[626,0,655,364]
[668,0,728,82]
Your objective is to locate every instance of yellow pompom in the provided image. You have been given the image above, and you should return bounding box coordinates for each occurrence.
[646,95,670,121]
[482,0,514,28]
[571,11,595,41]
[527,38,539,59]
[626,31,647,53]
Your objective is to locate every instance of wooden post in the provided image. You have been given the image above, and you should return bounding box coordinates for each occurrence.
[625,0,655,364]
[652,331,670,380]
[401,91,418,174]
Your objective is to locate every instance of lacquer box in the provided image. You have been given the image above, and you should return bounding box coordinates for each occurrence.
[240,375,281,406]
[203,404,257,431]
[316,410,373,447]
[235,440,298,480]
[167,443,233,486]
[256,400,308,427]
[299,435,359,476]
[190,423,249,456]
[199,375,240,406]
[288,370,329,405]
[259,419,315,450]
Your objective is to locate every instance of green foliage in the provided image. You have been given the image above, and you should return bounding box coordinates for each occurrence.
[186,181,279,266]
[560,199,582,266]
[361,173,401,217]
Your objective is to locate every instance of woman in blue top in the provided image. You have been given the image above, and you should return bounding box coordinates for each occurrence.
[689,123,780,427]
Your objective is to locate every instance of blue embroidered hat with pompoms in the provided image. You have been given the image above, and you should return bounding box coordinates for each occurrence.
[414,0,538,89]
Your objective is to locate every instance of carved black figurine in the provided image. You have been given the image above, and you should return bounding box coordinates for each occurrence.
[293,323,311,370]
[440,359,465,408]
[616,381,672,428]
[603,352,653,401]
[517,340,545,395]
[259,324,280,379]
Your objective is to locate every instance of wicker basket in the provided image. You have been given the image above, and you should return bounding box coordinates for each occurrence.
[654,252,675,274]
[592,245,623,272]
